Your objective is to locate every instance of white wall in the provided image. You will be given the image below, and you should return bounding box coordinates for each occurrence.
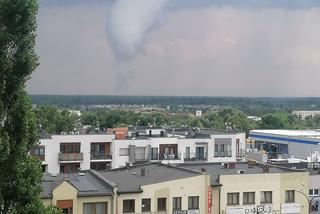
[40,134,115,174]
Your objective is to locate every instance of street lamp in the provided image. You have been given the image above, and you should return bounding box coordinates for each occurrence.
[295,189,310,213]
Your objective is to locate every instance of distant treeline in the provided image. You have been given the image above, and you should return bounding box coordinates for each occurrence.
[30,95,320,109]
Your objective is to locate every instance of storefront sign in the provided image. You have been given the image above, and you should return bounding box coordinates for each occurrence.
[281,203,300,214]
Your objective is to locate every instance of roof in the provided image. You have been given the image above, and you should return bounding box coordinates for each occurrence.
[177,162,300,186]
[41,171,113,199]
[250,129,320,138]
[97,162,203,193]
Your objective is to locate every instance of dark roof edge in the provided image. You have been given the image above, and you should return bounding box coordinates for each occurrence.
[89,170,117,190]
[117,190,143,194]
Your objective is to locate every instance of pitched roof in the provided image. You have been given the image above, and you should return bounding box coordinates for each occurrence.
[96,162,203,193]
[41,171,113,199]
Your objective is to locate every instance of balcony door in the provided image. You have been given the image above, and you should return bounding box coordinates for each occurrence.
[196,147,205,160]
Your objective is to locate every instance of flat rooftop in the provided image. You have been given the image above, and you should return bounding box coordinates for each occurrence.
[177,162,299,186]
[250,129,320,138]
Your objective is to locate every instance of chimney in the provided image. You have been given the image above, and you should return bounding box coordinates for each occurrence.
[141,168,145,176]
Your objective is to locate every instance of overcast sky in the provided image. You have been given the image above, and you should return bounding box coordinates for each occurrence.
[27,0,320,96]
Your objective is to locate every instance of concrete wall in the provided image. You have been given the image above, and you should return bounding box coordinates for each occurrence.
[116,174,210,213]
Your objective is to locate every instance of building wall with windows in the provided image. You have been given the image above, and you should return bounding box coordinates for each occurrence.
[43,181,113,214]
[116,174,210,213]
[39,134,115,174]
[219,172,309,214]
[111,133,245,168]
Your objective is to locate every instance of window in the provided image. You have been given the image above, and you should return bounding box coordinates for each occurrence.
[227,193,239,205]
[60,143,81,153]
[123,199,135,213]
[214,144,219,157]
[243,192,255,204]
[157,198,166,211]
[220,144,225,152]
[309,189,319,196]
[285,190,295,203]
[188,196,199,210]
[173,197,182,210]
[260,191,272,204]
[119,148,129,156]
[83,202,108,214]
[141,199,151,212]
[309,189,313,196]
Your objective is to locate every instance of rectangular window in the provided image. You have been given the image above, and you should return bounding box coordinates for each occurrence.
[309,189,313,196]
[260,191,272,204]
[188,196,199,210]
[119,148,129,156]
[214,144,219,157]
[227,193,239,205]
[141,198,151,212]
[173,197,182,210]
[157,198,166,211]
[315,189,319,195]
[123,199,135,213]
[285,190,295,203]
[243,192,255,204]
[83,202,107,214]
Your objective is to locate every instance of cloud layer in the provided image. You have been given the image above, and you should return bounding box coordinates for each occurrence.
[27,1,320,96]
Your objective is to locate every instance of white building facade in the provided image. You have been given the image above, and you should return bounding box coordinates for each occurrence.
[111,132,246,168]
[34,131,246,173]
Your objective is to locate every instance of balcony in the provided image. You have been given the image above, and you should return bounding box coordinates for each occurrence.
[184,153,207,161]
[90,153,112,160]
[213,151,232,158]
[159,153,181,160]
[59,152,83,162]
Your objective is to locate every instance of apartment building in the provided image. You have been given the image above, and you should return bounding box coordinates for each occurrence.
[34,128,246,174]
[112,128,246,168]
[41,172,113,214]
[41,162,210,214]
[36,134,115,174]
[179,162,309,214]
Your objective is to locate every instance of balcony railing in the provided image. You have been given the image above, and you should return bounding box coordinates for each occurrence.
[90,153,112,160]
[184,153,207,161]
[159,153,181,160]
[59,152,83,161]
[213,151,232,158]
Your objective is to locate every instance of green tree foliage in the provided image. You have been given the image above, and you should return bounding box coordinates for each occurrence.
[0,0,61,213]
[34,106,78,134]
[260,113,289,129]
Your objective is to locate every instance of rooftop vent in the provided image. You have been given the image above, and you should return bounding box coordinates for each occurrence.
[201,168,206,172]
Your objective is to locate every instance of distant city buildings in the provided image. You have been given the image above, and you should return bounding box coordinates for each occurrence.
[292,110,320,119]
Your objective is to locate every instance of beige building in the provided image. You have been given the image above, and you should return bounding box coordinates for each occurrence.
[179,162,309,214]
[41,172,113,214]
[41,163,210,214]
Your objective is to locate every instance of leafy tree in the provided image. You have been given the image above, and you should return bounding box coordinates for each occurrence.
[260,113,289,129]
[0,0,61,213]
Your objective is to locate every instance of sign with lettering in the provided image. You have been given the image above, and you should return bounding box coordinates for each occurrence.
[208,186,212,214]
[281,203,300,214]
[226,205,272,214]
